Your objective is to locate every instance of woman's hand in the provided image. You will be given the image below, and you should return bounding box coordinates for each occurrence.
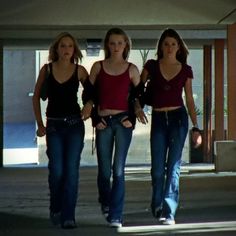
[135,109,148,124]
[192,130,202,148]
[134,98,148,124]
[121,116,133,128]
[96,118,107,130]
[81,101,93,120]
[36,124,46,137]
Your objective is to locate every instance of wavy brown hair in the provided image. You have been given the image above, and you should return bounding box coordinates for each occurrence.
[156,28,189,64]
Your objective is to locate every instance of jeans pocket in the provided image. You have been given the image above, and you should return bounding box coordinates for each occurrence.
[46,125,56,134]
[65,117,82,126]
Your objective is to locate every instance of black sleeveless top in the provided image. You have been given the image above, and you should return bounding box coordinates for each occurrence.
[46,63,81,118]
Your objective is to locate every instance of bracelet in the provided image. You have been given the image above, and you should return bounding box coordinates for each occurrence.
[192,126,201,132]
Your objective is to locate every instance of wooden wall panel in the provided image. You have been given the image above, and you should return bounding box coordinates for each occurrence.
[214,39,225,141]
[227,24,236,140]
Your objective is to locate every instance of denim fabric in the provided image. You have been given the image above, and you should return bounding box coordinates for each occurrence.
[96,112,133,221]
[46,116,85,223]
[150,106,188,220]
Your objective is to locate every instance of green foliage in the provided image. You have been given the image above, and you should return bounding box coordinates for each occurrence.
[195,105,203,115]
[139,49,150,66]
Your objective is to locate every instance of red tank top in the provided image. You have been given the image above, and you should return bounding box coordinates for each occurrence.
[96,61,131,110]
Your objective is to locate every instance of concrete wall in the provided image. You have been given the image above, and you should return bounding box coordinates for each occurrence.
[214,141,236,172]
[3,50,35,123]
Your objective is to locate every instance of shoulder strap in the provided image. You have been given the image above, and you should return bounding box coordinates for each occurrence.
[47,63,52,74]
[74,64,79,80]
[99,60,103,69]
[127,62,132,72]
[43,63,50,77]
[42,63,49,79]
[40,64,50,101]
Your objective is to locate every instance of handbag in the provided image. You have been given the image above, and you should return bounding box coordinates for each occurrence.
[40,63,50,101]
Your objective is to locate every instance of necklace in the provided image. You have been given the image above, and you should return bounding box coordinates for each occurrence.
[164,84,171,91]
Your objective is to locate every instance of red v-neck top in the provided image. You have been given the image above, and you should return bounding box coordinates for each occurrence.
[96,61,132,110]
[144,59,193,108]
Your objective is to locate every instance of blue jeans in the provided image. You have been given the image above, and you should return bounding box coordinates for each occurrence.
[96,112,133,221]
[150,106,188,220]
[46,116,85,223]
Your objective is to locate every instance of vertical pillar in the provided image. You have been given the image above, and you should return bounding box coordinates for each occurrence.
[0,41,3,167]
[214,39,225,141]
[227,24,236,140]
[203,45,212,163]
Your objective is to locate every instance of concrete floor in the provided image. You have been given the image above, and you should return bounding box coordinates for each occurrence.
[0,165,236,236]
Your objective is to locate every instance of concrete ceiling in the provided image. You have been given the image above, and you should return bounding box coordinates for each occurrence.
[1,0,236,48]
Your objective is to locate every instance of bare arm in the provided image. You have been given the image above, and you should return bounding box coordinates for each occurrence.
[88,61,108,129]
[78,65,93,121]
[78,65,89,84]
[89,61,101,85]
[184,78,198,126]
[32,64,48,137]
[184,78,202,148]
[129,63,141,86]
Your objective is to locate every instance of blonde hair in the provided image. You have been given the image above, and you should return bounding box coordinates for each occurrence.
[48,32,83,64]
[103,28,131,60]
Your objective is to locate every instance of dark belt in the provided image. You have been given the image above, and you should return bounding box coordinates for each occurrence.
[47,115,81,122]
[153,106,184,114]
[100,111,128,120]
[47,117,68,121]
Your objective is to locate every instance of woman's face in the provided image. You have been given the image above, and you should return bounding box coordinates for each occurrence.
[57,36,74,60]
[108,34,127,57]
[161,36,179,59]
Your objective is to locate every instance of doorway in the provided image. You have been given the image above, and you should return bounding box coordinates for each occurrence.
[3,49,38,166]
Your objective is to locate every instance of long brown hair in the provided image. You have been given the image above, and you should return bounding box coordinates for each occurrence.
[156,28,189,64]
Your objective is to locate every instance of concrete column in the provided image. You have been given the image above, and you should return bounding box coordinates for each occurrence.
[227,24,236,140]
[0,41,3,167]
[214,39,225,141]
[203,45,212,163]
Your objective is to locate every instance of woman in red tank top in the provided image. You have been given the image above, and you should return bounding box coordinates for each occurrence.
[89,28,147,228]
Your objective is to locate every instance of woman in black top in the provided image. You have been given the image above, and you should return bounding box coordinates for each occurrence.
[32,32,92,229]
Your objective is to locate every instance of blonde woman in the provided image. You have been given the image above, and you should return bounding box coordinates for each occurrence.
[89,28,146,228]
[33,32,92,229]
